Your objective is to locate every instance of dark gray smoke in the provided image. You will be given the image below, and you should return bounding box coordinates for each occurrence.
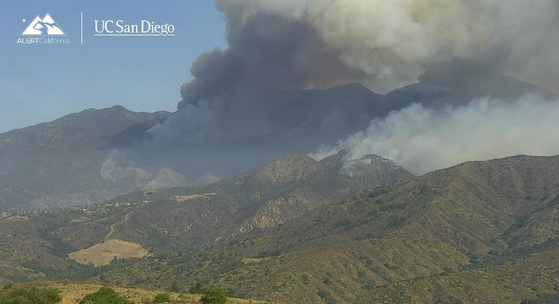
[175,12,368,142]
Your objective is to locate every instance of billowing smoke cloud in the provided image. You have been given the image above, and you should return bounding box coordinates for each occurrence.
[193,0,559,94]
[148,100,219,144]
[169,0,559,140]
[137,0,559,182]
[310,95,559,174]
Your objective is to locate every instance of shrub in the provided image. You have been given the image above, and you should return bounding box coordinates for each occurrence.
[79,286,133,304]
[153,293,170,303]
[200,288,227,304]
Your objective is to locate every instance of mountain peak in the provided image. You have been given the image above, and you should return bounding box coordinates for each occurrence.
[253,153,325,184]
[340,154,416,183]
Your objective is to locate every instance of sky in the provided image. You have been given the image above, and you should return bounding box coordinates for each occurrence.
[0,0,227,133]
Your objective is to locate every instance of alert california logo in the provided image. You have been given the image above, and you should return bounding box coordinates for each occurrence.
[17,13,71,44]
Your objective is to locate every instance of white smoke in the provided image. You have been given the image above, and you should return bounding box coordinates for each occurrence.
[310,95,559,174]
[100,150,151,182]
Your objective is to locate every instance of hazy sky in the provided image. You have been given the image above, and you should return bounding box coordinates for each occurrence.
[0,0,226,133]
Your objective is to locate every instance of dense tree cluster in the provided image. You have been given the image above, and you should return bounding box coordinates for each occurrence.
[200,288,227,304]
[0,286,61,304]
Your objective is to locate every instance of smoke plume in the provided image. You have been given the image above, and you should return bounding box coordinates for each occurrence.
[310,95,559,174]
[169,0,559,140]
[200,0,559,93]
[139,0,559,181]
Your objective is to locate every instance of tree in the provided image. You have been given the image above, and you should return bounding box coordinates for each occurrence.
[200,288,227,304]
[79,287,133,304]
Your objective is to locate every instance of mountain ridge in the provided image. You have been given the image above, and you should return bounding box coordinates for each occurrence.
[1,154,559,303]
[0,106,172,211]
[1,75,556,211]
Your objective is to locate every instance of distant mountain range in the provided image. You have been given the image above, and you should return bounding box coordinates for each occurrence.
[0,106,174,211]
[0,75,554,211]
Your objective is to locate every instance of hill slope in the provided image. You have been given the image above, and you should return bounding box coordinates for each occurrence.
[0,150,413,283]
[57,151,414,252]
[2,154,559,303]
[92,154,559,303]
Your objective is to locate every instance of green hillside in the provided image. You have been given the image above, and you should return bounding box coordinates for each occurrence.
[54,152,412,252]
[91,155,559,303]
[0,151,412,283]
[1,154,559,303]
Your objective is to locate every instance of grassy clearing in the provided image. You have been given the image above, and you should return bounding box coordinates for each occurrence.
[12,281,277,304]
[68,239,149,266]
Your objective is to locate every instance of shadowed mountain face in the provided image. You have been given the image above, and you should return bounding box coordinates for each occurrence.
[385,73,555,110]
[124,74,556,182]
[121,83,385,181]
[0,106,172,211]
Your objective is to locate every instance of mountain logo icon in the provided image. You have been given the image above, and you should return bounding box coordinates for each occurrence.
[21,13,66,36]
